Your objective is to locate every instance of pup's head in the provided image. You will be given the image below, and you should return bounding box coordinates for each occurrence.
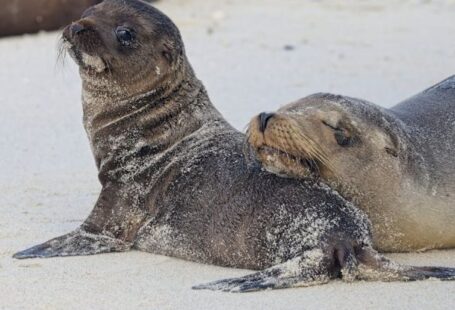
[61,0,184,96]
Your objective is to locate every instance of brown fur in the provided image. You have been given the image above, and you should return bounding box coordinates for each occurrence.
[12,0,455,292]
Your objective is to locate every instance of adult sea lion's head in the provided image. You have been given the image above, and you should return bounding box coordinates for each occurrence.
[61,0,184,97]
[246,93,422,203]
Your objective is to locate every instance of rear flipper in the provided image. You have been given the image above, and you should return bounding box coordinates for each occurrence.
[355,247,455,282]
[193,249,334,292]
[13,228,132,259]
[193,243,455,293]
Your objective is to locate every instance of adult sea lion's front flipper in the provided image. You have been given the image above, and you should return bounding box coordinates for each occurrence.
[13,229,132,259]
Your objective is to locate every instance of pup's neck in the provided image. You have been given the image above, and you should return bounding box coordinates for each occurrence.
[80,62,224,183]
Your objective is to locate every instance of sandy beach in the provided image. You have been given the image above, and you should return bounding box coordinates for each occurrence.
[1,0,455,309]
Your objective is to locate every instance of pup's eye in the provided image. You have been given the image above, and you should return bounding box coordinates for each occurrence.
[116,26,135,46]
[322,121,353,147]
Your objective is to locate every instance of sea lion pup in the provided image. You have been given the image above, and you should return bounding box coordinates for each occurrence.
[247,77,455,253]
[13,0,455,292]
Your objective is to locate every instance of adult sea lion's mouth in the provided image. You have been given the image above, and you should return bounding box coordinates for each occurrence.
[257,145,321,175]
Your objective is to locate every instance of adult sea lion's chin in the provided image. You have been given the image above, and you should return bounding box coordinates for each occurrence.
[247,144,316,179]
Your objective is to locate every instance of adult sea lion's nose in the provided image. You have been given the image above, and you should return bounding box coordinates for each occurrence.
[258,112,275,132]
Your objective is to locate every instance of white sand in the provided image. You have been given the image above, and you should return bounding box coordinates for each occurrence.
[1,0,455,309]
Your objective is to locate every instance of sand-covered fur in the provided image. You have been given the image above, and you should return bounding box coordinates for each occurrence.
[12,0,455,292]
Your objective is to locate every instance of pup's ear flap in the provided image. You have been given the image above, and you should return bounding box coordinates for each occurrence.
[162,39,184,64]
[162,41,176,63]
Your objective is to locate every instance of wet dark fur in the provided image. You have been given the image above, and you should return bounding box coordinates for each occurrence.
[13,0,455,292]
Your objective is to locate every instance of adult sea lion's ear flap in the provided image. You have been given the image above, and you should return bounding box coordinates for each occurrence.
[385,146,398,157]
[384,128,401,158]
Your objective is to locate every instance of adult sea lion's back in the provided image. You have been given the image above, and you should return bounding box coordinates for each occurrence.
[392,76,455,190]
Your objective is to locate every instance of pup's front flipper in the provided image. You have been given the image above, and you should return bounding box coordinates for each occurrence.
[14,183,145,259]
[13,228,132,259]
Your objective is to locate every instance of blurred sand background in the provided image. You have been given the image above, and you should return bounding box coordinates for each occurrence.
[1,0,455,309]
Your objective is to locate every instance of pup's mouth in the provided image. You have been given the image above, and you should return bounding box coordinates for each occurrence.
[63,40,108,74]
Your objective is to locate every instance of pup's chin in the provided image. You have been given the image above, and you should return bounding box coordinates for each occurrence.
[80,52,107,73]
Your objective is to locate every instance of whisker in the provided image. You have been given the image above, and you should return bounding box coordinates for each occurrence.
[55,36,68,71]
[105,59,113,75]
[286,123,336,174]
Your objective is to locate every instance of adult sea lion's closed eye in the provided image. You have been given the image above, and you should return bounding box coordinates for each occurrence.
[321,120,354,147]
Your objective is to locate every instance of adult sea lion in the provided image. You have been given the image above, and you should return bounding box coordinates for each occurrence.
[13,0,455,292]
[0,0,156,37]
[0,0,101,37]
[247,78,455,252]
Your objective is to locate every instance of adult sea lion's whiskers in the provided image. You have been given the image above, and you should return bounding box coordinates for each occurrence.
[297,133,335,174]
[282,124,335,174]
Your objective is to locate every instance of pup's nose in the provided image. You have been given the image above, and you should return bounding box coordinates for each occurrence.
[258,112,275,132]
[69,22,87,37]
